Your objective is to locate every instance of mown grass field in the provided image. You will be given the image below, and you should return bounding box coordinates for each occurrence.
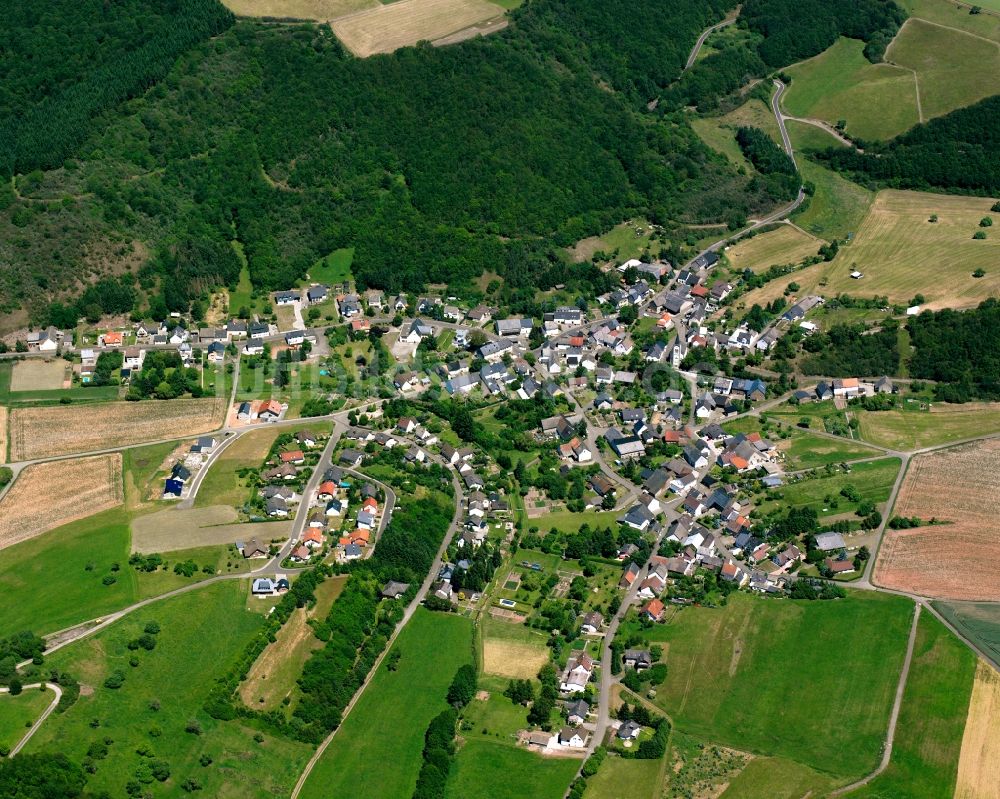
[480,614,551,679]
[240,575,348,713]
[0,687,53,752]
[0,361,120,405]
[887,17,1000,123]
[332,0,505,56]
[530,508,621,534]
[299,609,474,799]
[723,416,880,470]
[584,755,662,799]
[448,738,579,799]
[769,190,1000,311]
[755,457,900,522]
[29,580,312,798]
[846,612,976,799]
[221,0,375,20]
[652,592,914,784]
[900,0,1000,42]
[792,130,875,241]
[569,218,656,264]
[719,756,835,798]
[857,402,1000,450]
[783,37,919,141]
[195,428,282,508]
[724,224,824,273]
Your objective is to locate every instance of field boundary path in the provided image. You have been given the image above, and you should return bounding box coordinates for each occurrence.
[830,603,922,795]
[289,462,464,799]
[0,682,62,757]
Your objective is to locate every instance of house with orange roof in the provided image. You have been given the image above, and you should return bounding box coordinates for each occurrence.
[280,450,305,465]
[101,331,124,347]
[351,318,371,332]
[641,599,665,622]
[832,377,862,397]
[350,529,370,546]
[259,399,283,421]
[302,529,324,548]
[317,481,337,500]
[362,497,378,512]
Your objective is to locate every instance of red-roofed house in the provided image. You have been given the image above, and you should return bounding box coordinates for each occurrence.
[280,450,305,464]
[641,599,665,622]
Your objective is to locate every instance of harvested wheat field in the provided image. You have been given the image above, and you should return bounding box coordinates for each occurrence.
[221,0,375,20]
[132,505,292,553]
[332,0,505,57]
[9,359,67,392]
[0,454,123,550]
[9,398,224,461]
[0,406,7,464]
[725,224,824,274]
[875,441,1000,600]
[955,661,1000,799]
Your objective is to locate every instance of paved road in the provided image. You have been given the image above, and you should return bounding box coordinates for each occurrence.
[682,79,805,270]
[684,17,735,70]
[0,682,62,756]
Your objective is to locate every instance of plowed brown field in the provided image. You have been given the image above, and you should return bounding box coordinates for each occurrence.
[875,440,1000,600]
[0,454,123,550]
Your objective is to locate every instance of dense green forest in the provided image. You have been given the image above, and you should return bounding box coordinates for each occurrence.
[816,95,1000,194]
[799,321,900,377]
[908,299,1000,401]
[0,0,234,175]
[741,0,905,66]
[3,0,793,321]
[0,0,914,322]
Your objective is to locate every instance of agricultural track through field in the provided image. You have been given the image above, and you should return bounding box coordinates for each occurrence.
[0,682,62,757]
[831,604,922,795]
[290,459,464,799]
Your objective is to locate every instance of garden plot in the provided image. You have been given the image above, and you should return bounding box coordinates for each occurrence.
[0,454,123,550]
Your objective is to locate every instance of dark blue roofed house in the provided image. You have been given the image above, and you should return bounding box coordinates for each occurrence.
[163,478,184,499]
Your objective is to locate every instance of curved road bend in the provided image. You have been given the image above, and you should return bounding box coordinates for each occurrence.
[684,17,736,70]
[0,682,63,757]
[683,78,804,271]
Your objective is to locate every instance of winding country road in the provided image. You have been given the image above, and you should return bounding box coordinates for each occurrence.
[684,79,805,270]
[0,683,62,756]
[684,16,735,70]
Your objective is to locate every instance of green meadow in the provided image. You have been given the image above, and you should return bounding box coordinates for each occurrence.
[651,592,914,785]
[846,612,976,799]
[27,580,311,798]
[298,608,474,799]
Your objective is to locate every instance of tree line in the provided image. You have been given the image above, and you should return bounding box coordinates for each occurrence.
[815,95,1000,195]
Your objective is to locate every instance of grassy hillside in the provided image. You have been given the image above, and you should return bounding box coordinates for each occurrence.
[783,37,919,141]
[298,608,474,799]
[27,580,312,797]
[650,591,914,785]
